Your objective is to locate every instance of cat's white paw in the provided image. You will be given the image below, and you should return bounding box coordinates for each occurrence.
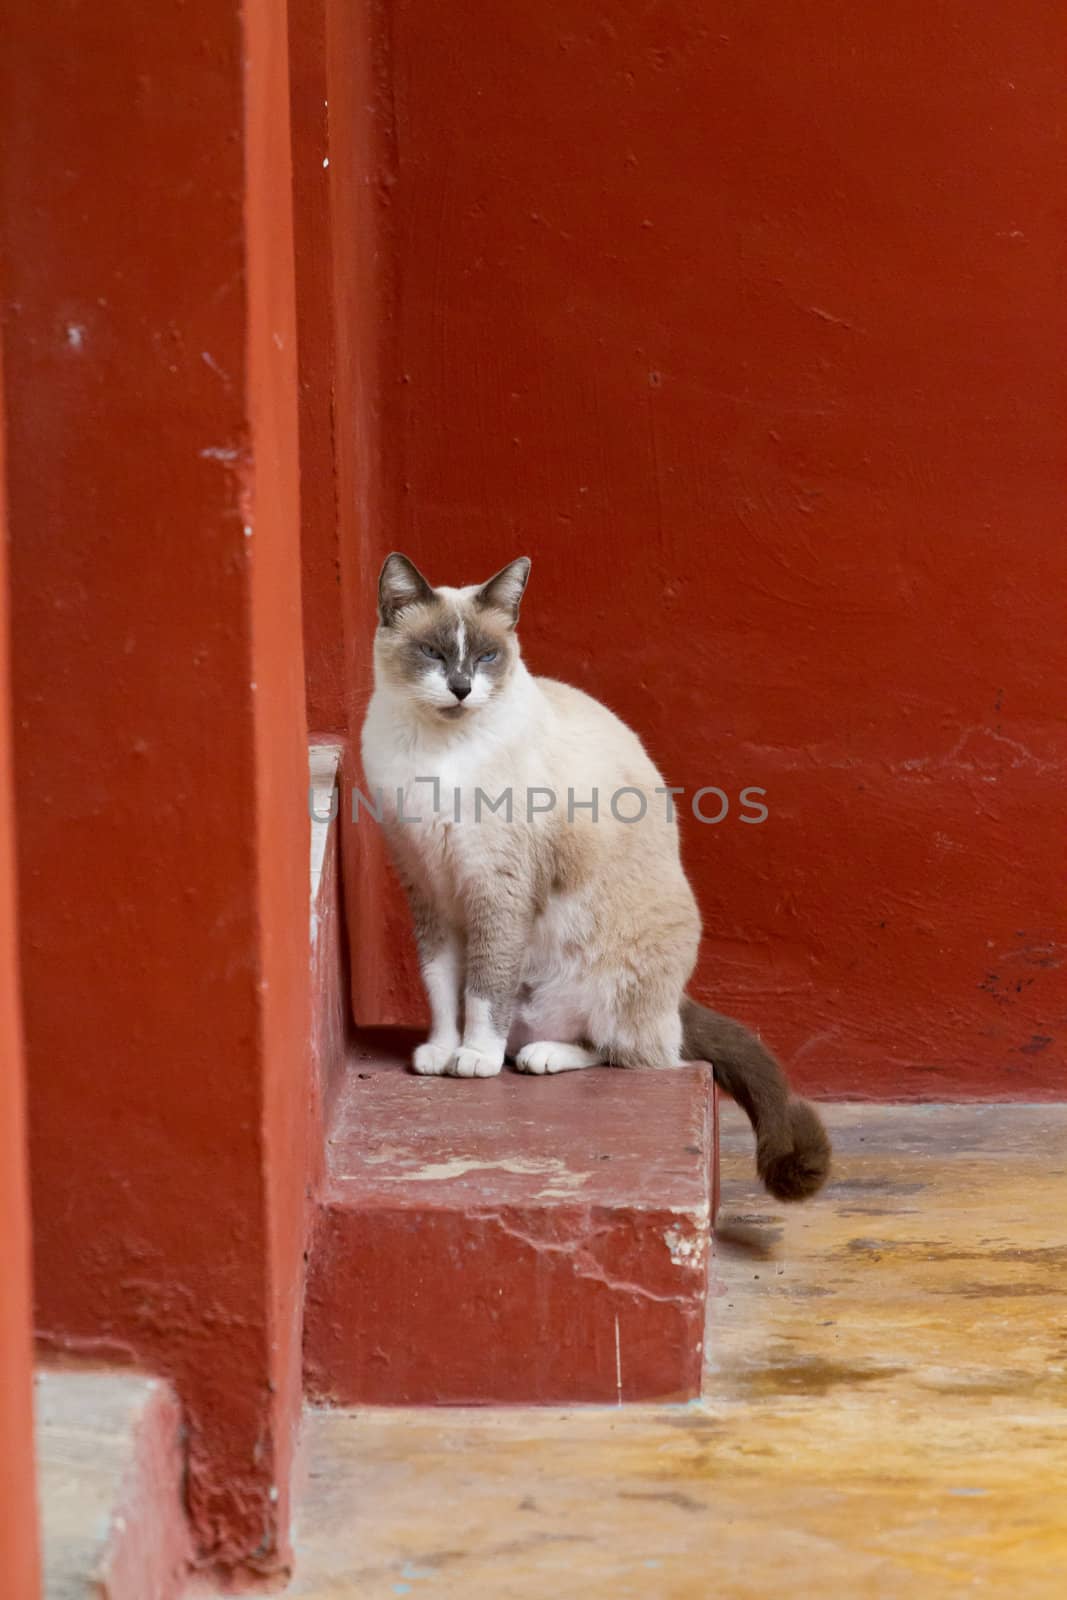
[445,1047,503,1079]
[412,1041,454,1075]
[515,1041,603,1075]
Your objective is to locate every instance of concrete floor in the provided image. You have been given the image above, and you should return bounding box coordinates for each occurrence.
[233,1103,1067,1598]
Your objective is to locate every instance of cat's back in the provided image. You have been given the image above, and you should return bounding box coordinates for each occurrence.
[534,675,664,786]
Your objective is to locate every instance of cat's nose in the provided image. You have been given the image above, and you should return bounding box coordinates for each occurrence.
[449,679,472,702]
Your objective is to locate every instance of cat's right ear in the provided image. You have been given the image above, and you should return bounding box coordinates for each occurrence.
[378,553,435,626]
[475,557,531,627]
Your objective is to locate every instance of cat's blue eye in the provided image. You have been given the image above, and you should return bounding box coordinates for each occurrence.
[419,643,443,660]
[477,650,498,664]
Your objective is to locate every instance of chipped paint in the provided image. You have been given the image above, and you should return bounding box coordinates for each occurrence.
[663,1226,704,1269]
[370,1154,591,1190]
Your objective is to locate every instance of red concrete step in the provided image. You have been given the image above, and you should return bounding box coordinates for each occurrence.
[303,1042,718,1405]
[36,1368,191,1600]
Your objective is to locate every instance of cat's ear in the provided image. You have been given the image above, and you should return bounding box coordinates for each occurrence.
[475,557,531,627]
[378,553,434,625]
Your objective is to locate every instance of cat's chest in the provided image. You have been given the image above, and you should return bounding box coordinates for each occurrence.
[362,723,491,894]
[365,746,482,825]
[362,711,512,824]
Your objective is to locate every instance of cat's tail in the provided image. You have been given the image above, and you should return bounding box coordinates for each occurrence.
[680,996,831,1202]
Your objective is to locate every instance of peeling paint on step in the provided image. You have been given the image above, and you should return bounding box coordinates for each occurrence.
[664,1227,704,1269]
[368,1154,591,1190]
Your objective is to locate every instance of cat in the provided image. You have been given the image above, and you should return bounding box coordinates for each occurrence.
[360,552,831,1201]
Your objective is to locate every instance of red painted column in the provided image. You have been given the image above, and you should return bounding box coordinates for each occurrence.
[326,0,416,1027]
[288,0,395,751]
[289,0,347,735]
[1,0,308,1580]
[288,0,417,1022]
[0,358,41,1600]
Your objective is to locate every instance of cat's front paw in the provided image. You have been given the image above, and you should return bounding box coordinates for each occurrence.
[412,1041,454,1075]
[445,1047,503,1079]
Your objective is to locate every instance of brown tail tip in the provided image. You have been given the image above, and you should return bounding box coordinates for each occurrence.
[757,1098,832,1202]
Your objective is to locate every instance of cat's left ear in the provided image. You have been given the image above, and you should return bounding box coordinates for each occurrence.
[377,552,435,626]
[475,557,531,627]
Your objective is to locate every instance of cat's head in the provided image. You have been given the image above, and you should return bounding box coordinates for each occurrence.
[374,553,531,719]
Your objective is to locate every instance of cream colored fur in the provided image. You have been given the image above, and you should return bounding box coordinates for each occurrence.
[362,555,699,1078]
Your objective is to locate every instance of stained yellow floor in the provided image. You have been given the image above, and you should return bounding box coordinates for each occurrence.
[259,1104,1067,1597]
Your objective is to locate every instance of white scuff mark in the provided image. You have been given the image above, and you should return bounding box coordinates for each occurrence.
[789,1028,842,1067]
[273,332,284,350]
[614,1314,623,1406]
[201,350,230,382]
[806,304,864,332]
[199,445,239,462]
[243,524,253,538]
[899,725,1060,778]
[322,156,330,169]
[367,1154,590,1189]
[66,323,85,350]
[664,1227,704,1269]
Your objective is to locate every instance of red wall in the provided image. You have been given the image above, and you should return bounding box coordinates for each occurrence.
[352,0,1066,1097]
